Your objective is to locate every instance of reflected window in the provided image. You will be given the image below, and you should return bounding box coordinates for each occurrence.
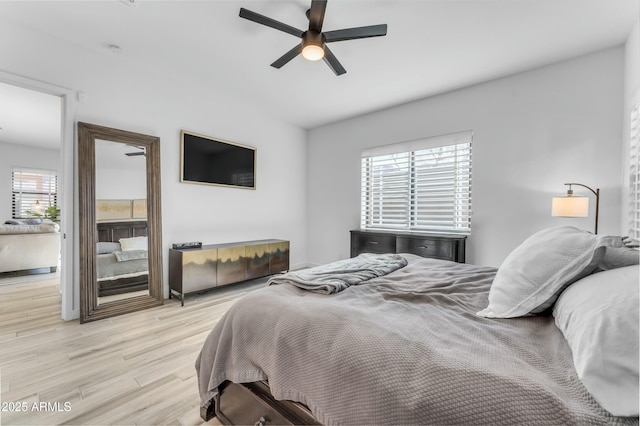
[11,167,57,219]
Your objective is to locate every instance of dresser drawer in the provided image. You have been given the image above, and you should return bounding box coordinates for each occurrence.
[350,232,396,256]
[215,381,318,425]
[396,236,454,260]
[350,230,466,262]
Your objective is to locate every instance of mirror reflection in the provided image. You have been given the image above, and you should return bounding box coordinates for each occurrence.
[95,139,149,305]
[78,121,163,323]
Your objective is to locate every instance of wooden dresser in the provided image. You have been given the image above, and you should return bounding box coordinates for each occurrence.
[350,229,466,263]
[169,239,289,305]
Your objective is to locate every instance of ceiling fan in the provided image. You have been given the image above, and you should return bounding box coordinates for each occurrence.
[125,145,146,157]
[239,0,387,76]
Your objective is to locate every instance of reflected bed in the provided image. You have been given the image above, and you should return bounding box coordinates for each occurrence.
[96,220,148,297]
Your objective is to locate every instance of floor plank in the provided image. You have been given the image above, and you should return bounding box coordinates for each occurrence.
[0,272,264,425]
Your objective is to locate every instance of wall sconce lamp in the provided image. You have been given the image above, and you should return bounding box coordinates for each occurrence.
[551,183,600,234]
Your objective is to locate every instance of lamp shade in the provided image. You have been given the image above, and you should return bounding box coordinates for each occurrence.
[551,196,589,217]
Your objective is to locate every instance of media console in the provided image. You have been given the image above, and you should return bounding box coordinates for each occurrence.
[168,239,289,305]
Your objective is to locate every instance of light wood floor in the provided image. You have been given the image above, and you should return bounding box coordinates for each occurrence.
[0,272,265,425]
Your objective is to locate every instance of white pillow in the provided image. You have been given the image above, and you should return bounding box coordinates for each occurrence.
[119,236,147,251]
[477,227,603,318]
[553,265,639,416]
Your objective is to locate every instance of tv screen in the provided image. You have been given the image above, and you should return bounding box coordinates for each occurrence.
[181,131,256,189]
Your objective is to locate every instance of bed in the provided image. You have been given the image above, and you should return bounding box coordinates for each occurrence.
[96,221,149,297]
[196,226,639,425]
[0,219,60,274]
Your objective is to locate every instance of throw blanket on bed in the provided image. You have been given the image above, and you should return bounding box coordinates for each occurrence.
[113,249,148,262]
[267,253,407,294]
[196,254,638,426]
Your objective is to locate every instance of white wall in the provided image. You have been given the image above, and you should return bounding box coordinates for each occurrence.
[95,139,147,200]
[96,168,146,200]
[622,18,640,234]
[307,48,625,267]
[0,20,308,314]
[0,141,60,219]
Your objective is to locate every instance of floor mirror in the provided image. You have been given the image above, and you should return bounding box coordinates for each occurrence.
[78,122,163,323]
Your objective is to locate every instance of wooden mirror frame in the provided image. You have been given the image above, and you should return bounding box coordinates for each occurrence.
[78,122,163,323]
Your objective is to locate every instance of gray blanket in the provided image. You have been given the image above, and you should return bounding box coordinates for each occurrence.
[267,253,408,294]
[196,254,638,425]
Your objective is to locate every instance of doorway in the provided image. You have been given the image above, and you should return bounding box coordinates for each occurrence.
[0,71,76,320]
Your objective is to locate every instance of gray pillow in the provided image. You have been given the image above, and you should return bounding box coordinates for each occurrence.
[97,242,121,254]
[23,218,43,225]
[598,236,640,270]
[599,247,640,270]
[4,218,43,225]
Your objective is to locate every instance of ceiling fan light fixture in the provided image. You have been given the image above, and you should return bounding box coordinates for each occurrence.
[301,30,325,61]
[302,43,324,61]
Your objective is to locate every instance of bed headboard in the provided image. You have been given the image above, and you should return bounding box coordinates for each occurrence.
[97,221,148,243]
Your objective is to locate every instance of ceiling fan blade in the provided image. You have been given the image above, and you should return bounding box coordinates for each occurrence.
[271,44,303,69]
[239,8,304,38]
[324,24,387,42]
[323,45,346,76]
[125,145,146,156]
[307,0,327,32]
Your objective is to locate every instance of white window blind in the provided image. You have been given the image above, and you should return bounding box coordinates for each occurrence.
[629,103,640,240]
[12,168,58,219]
[361,131,472,234]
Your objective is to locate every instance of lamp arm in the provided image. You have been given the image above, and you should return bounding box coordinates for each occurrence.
[564,182,600,234]
[564,182,599,197]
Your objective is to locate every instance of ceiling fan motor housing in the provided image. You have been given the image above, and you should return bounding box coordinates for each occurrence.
[302,30,325,49]
[301,30,325,60]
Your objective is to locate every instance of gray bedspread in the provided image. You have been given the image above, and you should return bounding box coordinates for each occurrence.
[267,253,407,294]
[96,253,148,280]
[196,254,638,425]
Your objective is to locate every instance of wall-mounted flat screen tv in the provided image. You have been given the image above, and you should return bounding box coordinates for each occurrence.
[180,130,256,189]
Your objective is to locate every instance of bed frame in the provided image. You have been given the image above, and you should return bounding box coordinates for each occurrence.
[204,380,320,425]
[97,221,149,297]
[97,220,147,243]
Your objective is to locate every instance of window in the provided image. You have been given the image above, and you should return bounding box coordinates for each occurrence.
[12,168,58,219]
[630,103,640,240]
[360,131,472,234]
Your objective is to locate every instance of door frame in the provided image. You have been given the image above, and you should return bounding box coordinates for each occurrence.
[0,70,77,320]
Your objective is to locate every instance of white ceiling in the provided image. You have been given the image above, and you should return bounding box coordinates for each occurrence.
[0,0,638,148]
